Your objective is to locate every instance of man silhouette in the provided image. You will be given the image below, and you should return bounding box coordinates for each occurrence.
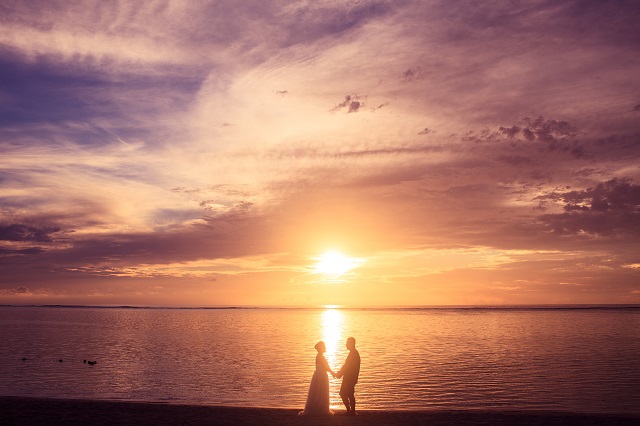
[335,337,360,416]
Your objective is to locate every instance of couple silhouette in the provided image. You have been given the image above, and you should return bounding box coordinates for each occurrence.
[298,337,361,417]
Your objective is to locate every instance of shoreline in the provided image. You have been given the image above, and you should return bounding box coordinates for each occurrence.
[1,397,638,425]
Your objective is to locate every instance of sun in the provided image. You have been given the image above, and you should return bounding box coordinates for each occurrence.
[312,250,364,277]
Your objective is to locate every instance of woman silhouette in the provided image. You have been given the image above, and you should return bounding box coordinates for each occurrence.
[298,341,335,416]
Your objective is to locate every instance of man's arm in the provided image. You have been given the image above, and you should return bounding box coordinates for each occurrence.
[336,352,354,379]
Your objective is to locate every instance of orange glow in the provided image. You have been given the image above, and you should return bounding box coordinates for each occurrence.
[312,250,365,278]
[1,2,637,309]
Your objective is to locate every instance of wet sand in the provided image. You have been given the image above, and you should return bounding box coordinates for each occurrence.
[1,397,638,425]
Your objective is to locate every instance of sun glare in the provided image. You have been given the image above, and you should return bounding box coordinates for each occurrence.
[321,307,344,356]
[312,250,364,277]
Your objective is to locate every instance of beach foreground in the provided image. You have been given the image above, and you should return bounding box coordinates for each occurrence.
[1,397,638,426]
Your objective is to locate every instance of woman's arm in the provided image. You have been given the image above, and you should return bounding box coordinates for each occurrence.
[320,355,336,377]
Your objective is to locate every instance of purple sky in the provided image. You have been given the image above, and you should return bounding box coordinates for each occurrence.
[1,0,639,306]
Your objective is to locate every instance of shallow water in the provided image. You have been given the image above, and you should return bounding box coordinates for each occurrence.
[1,306,639,414]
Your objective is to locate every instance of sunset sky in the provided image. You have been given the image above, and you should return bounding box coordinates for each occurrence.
[1,0,639,306]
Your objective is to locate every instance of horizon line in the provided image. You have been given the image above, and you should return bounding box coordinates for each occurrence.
[1,303,639,310]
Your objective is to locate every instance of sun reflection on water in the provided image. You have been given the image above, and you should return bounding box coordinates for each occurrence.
[321,308,344,359]
[320,307,345,408]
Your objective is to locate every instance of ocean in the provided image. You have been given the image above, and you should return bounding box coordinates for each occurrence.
[1,305,639,414]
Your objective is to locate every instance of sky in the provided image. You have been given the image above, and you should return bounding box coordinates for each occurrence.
[1,0,639,307]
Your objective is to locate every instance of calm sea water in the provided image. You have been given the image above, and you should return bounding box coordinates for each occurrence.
[0,306,639,414]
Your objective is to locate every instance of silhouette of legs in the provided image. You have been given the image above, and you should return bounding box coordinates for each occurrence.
[341,394,350,412]
[341,395,356,414]
[340,387,356,414]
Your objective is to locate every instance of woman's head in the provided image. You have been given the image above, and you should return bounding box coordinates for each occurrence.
[314,341,326,353]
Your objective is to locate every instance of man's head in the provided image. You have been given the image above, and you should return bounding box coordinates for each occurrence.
[346,337,356,350]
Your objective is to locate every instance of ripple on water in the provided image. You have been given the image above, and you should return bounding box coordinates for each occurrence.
[1,306,639,414]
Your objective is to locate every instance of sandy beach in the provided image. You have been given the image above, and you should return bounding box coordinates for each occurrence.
[1,397,638,426]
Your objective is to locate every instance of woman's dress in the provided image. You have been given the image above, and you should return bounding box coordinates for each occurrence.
[298,354,333,416]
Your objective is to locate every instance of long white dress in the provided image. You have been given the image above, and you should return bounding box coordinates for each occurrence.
[298,353,334,416]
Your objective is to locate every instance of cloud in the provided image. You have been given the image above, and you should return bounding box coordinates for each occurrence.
[330,94,367,113]
[277,0,398,47]
[0,224,61,242]
[499,117,577,142]
[0,247,44,256]
[400,67,423,82]
[0,286,30,295]
[537,179,640,237]
[560,179,640,212]
[540,211,640,237]
[373,102,390,111]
